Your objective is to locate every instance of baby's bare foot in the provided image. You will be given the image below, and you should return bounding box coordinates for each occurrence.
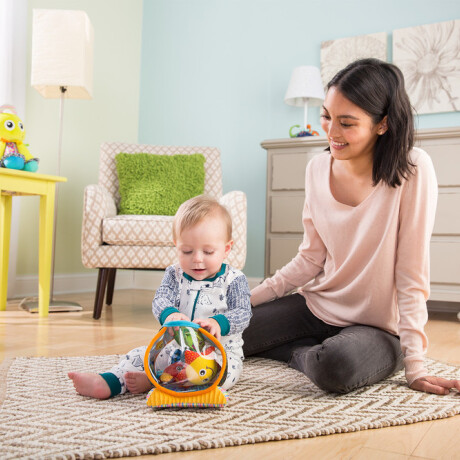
[68,372,111,399]
[125,371,153,394]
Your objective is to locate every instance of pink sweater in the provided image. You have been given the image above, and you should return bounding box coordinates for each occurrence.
[251,148,438,385]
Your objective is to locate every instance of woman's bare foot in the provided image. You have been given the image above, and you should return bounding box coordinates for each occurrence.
[125,371,153,394]
[68,372,111,399]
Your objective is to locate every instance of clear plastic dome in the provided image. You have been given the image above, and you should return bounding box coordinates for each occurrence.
[145,321,226,394]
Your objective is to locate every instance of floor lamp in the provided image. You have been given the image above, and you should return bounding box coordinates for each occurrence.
[25,9,94,312]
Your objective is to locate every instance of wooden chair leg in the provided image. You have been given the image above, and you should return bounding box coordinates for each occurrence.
[93,268,109,320]
[106,268,117,305]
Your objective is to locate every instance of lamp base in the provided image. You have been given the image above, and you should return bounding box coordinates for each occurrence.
[20,299,83,313]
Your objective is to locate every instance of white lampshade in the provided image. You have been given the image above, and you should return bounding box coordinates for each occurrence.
[284,66,325,129]
[31,9,94,99]
[284,66,325,107]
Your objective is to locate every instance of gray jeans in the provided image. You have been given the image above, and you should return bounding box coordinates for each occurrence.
[242,294,404,394]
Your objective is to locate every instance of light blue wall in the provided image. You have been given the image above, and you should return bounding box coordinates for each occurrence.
[139,0,460,277]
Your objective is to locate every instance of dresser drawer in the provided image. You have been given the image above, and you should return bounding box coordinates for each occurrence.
[269,238,302,275]
[429,144,460,186]
[430,240,460,284]
[270,195,304,233]
[271,151,323,190]
[433,192,460,235]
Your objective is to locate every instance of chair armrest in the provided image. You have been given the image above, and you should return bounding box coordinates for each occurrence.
[81,185,117,263]
[220,191,247,270]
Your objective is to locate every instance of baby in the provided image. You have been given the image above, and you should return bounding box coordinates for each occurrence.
[69,195,252,398]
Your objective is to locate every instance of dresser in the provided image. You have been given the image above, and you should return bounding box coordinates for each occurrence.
[261,126,460,309]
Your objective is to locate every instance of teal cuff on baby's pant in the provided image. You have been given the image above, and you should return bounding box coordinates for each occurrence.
[100,372,122,397]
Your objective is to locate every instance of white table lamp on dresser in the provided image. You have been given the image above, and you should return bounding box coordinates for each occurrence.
[284,66,325,130]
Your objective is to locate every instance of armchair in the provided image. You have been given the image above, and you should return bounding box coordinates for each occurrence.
[81,142,247,319]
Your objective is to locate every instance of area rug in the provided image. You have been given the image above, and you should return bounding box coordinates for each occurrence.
[0,355,459,459]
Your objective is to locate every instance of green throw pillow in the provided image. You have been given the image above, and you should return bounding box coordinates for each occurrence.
[115,153,206,216]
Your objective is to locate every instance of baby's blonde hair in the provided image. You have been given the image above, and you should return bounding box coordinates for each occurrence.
[173,195,232,242]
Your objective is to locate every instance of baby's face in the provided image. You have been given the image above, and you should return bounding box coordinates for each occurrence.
[175,216,233,281]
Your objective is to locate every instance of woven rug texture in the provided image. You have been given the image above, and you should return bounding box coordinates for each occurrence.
[0,355,459,459]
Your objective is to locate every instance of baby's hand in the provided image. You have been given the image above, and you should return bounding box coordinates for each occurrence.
[165,313,190,334]
[165,312,190,323]
[194,318,221,341]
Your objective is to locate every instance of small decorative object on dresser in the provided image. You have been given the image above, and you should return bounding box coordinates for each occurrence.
[289,124,319,138]
[262,127,460,313]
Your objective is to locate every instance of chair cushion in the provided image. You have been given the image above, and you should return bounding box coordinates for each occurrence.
[102,215,175,246]
[115,153,205,216]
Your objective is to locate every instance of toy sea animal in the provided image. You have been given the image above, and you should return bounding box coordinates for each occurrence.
[159,347,218,386]
[184,348,218,385]
[144,321,228,408]
[0,105,39,172]
[159,361,186,383]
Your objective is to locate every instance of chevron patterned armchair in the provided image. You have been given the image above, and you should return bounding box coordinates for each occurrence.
[81,142,247,319]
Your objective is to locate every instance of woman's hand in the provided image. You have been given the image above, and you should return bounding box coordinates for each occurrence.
[194,318,221,341]
[410,375,460,395]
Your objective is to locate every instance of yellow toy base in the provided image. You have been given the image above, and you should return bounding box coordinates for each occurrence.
[147,387,228,408]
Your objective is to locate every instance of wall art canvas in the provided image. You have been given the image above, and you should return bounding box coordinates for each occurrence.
[393,20,460,114]
[320,32,387,87]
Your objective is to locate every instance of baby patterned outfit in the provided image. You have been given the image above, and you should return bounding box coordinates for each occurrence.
[100,263,252,396]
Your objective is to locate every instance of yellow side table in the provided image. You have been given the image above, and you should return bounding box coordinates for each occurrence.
[0,168,67,317]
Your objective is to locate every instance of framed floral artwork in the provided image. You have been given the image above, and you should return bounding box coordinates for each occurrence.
[320,32,387,87]
[393,20,460,114]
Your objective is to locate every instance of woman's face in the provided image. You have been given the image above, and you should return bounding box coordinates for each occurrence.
[320,87,385,163]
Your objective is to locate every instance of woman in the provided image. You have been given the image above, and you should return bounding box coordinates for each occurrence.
[244,58,460,395]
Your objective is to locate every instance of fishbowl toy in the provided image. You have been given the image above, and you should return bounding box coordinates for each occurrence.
[144,321,228,408]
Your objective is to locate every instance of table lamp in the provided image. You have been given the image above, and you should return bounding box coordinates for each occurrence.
[284,66,325,130]
[26,9,94,312]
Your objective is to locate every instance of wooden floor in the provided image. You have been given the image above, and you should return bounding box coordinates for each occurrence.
[1,289,459,460]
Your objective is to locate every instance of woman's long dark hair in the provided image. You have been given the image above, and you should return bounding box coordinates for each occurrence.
[327,58,415,187]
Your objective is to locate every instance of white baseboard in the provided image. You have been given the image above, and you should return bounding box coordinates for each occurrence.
[9,271,263,298]
[10,270,133,298]
[132,270,167,290]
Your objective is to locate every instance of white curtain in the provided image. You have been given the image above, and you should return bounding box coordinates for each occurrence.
[0,0,28,296]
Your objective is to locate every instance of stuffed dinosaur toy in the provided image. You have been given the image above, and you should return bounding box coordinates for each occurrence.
[0,105,39,172]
